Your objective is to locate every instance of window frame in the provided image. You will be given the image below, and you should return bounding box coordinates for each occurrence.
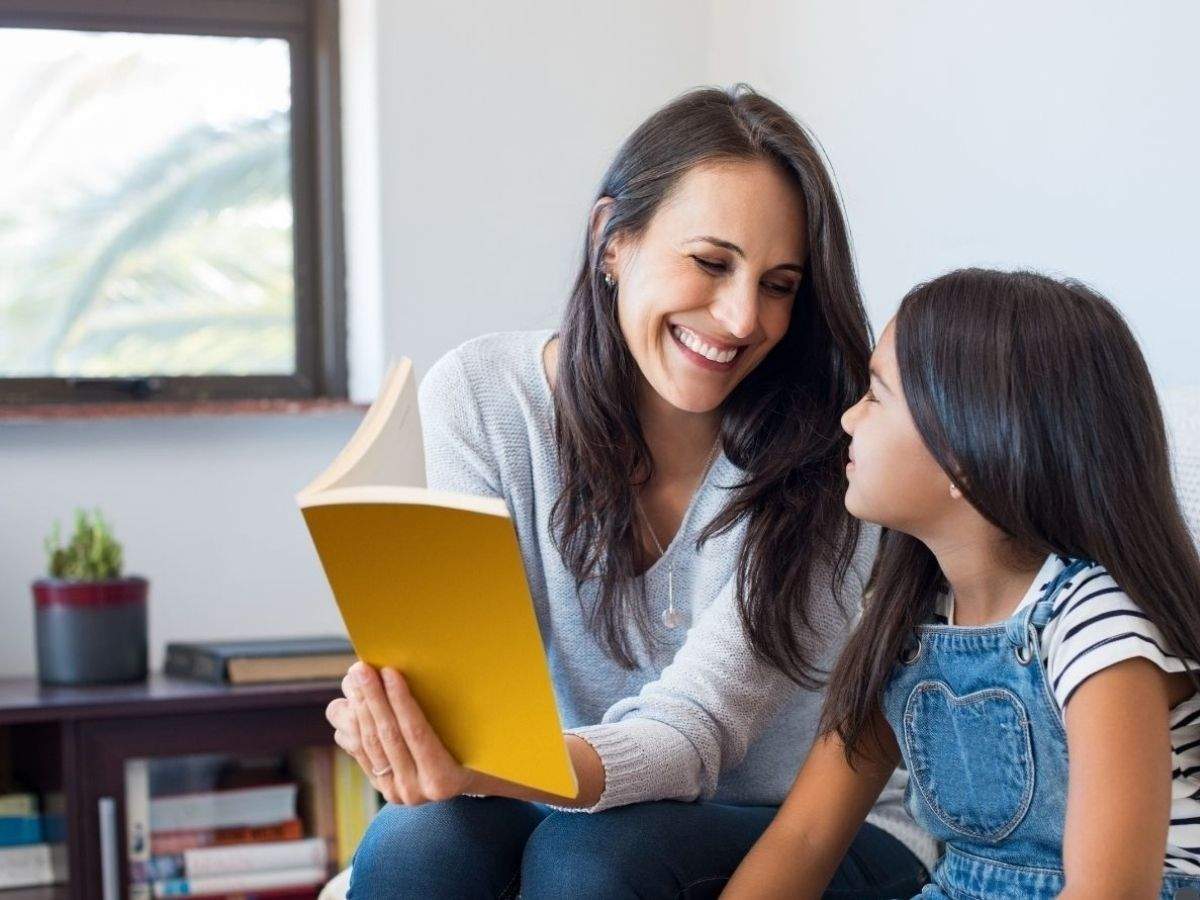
[0,0,347,406]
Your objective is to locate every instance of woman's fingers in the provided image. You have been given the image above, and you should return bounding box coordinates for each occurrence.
[352,662,421,804]
[381,667,471,800]
[327,697,380,795]
[325,697,359,749]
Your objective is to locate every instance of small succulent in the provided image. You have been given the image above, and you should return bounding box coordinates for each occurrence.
[44,507,124,580]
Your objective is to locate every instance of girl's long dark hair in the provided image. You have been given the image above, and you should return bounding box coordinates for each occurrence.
[550,84,870,682]
[821,268,1200,759]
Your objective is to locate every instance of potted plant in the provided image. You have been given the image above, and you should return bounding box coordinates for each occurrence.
[33,508,148,685]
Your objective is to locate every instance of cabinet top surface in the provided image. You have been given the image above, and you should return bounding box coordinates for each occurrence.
[0,673,341,724]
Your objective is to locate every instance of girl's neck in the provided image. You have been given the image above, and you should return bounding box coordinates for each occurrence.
[928,532,1045,627]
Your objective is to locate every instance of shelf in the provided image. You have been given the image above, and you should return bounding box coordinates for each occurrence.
[0,886,68,899]
[0,675,342,726]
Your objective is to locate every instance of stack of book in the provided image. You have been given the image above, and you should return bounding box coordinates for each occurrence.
[127,748,380,899]
[0,791,67,890]
[164,637,356,685]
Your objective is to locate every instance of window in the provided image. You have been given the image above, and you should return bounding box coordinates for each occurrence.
[0,0,345,406]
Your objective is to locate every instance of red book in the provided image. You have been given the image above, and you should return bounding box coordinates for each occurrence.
[180,888,319,900]
[150,818,304,856]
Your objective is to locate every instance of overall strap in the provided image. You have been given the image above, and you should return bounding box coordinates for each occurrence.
[1005,557,1094,651]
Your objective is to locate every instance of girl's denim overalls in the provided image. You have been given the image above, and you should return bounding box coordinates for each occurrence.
[881,559,1200,899]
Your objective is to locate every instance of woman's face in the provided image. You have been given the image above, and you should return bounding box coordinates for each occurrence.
[605,158,807,414]
[840,321,957,537]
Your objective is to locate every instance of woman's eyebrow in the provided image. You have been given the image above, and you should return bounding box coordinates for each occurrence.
[685,235,804,274]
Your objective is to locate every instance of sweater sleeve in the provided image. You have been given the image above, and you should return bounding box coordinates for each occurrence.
[417,349,503,499]
[563,523,879,813]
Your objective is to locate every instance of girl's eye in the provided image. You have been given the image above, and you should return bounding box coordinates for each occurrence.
[765,281,796,296]
[693,257,727,273]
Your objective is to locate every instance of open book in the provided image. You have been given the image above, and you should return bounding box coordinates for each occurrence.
[295,359,577,799]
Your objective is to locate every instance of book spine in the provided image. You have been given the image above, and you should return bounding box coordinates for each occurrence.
[164,646,225,683]
[0,816,42,846]
[144,853,184,881]
[150,818,304,856]
[0,843,59,890]
[333,753,371,870]
[183,837,326,878]
[0,794,38,817]
[171,889,319,900]
[151,864,326,896]
[126,759,152,900]
[287,746,337,873]
[150,784,298,832]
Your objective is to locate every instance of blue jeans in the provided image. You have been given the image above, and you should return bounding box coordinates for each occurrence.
[348,796,929,899]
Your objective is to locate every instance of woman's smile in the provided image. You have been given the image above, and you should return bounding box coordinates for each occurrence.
[667,322,746,372]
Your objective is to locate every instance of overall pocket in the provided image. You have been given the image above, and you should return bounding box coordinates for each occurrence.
[903,682,1035,843]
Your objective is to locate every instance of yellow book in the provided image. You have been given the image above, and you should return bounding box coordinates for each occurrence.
[295,359,578,801]
[333,751,371,869]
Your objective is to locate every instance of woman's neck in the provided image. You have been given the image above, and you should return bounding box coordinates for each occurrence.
[635,373,721,481]
[543,334,721,479]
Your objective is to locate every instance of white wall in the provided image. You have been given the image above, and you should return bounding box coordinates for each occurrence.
[375,0,710,378]
[0,1,709,677]
[708,0,1200,388]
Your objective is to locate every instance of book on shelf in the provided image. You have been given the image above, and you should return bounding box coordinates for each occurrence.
[145,836,327,881]
[0,792,37,817]
[128,759,152,900]
[182,889,319,900]
[295,356,578,799]
[288,746,337,870]
[0,815,41,846]
[151,864,327,897]
[0,843,67,890]
[332,751,380,870]
[150,817,305,857]
[150,782,299,833]
[165,637,355,684]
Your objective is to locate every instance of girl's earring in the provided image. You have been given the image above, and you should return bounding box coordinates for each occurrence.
[949,482,964,500]
[603,271,616,289]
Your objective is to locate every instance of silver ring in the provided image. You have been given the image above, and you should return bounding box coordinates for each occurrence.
[371,764,392,777]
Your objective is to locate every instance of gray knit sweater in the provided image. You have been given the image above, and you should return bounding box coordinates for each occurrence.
[417,328,939,871]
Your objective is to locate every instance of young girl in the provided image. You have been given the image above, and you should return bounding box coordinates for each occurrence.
[723,268,1200,899]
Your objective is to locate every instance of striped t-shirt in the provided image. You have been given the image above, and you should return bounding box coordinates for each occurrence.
[936,554,1200,874]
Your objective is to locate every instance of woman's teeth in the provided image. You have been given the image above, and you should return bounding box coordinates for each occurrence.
[671,325,740,364]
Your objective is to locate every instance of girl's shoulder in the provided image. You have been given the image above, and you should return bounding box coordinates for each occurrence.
[1040,561,1196,711]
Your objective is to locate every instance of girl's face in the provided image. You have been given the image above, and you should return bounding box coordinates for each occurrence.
[605,158,807,414]
[841,321,958,537]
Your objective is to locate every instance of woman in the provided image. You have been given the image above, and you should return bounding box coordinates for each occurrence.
[328,84,936,898]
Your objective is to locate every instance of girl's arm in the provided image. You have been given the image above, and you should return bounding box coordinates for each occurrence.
[1059,657,1187,899]
[722,710,899,899]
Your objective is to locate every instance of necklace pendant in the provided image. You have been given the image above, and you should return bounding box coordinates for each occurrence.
[661,568,683,628]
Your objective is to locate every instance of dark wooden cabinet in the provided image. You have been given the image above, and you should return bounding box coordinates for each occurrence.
[0,675,341,899]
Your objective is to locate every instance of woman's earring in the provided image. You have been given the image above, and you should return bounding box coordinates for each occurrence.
[949,482,964,500]
[603,271,616,289]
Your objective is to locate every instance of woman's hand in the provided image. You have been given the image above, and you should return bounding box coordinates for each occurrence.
[325,660,475,806]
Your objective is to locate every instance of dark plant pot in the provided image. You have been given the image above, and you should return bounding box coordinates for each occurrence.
[32,576,149,686]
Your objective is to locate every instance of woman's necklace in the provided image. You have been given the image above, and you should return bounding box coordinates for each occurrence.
[634,437,721,629]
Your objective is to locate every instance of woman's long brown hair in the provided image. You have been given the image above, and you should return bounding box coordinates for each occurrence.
[550,84,871,683]
[821,268,1200,761]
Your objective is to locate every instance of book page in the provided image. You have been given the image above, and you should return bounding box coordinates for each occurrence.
[296,358,425,501]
